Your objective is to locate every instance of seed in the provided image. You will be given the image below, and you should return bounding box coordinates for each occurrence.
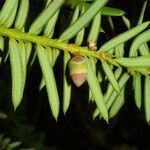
[68,55,87,87]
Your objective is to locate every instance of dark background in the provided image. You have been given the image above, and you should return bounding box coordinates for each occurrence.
[0,0,150,150]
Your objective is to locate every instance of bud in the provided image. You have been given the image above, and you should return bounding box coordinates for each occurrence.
[68,55,87,87]
[88,42,97,50]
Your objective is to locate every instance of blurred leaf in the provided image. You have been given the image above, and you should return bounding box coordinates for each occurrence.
[87,11,101,43]
[59,0,109,41]
[4,1,18,28]
[39,47,53,90]
[115,43,124,57]
[122,15,130,29]
[37,45,60,120]
[70,5,80,25]
[106,73,130,110]
[88,57,97,102]
[9,141,22,148]
[63,52,71,114]
[129,29,150,57]
[15,0,29,30]
[29,0,64,34]
[114,56,150,68]
[0,36,4,64]
[104,67,122,103]
[108,16,114,31]
[99,21,150,52]
[44,10,60,38]
[75,5,85,45]
[102,61,120,94]
[132,67,150,75]
[25,42,32,64]
[100,7,125,16]
[93,68,122,119]
[139,43,149,56]
[134,73,142,109]
[9,38,24,109]
[137,0,148,25]
[18,41,27,92]
[144,75,150,124]
[93,108,99,119]
[86,57,108,122]
[0,112,7,119]
[1,137,11,146]
[0,0,18,25]
[109,88,125,118]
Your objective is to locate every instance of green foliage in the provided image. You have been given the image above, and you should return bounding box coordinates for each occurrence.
[0,0,149,123]
[36,45,60,120]
[0,134,32,150]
